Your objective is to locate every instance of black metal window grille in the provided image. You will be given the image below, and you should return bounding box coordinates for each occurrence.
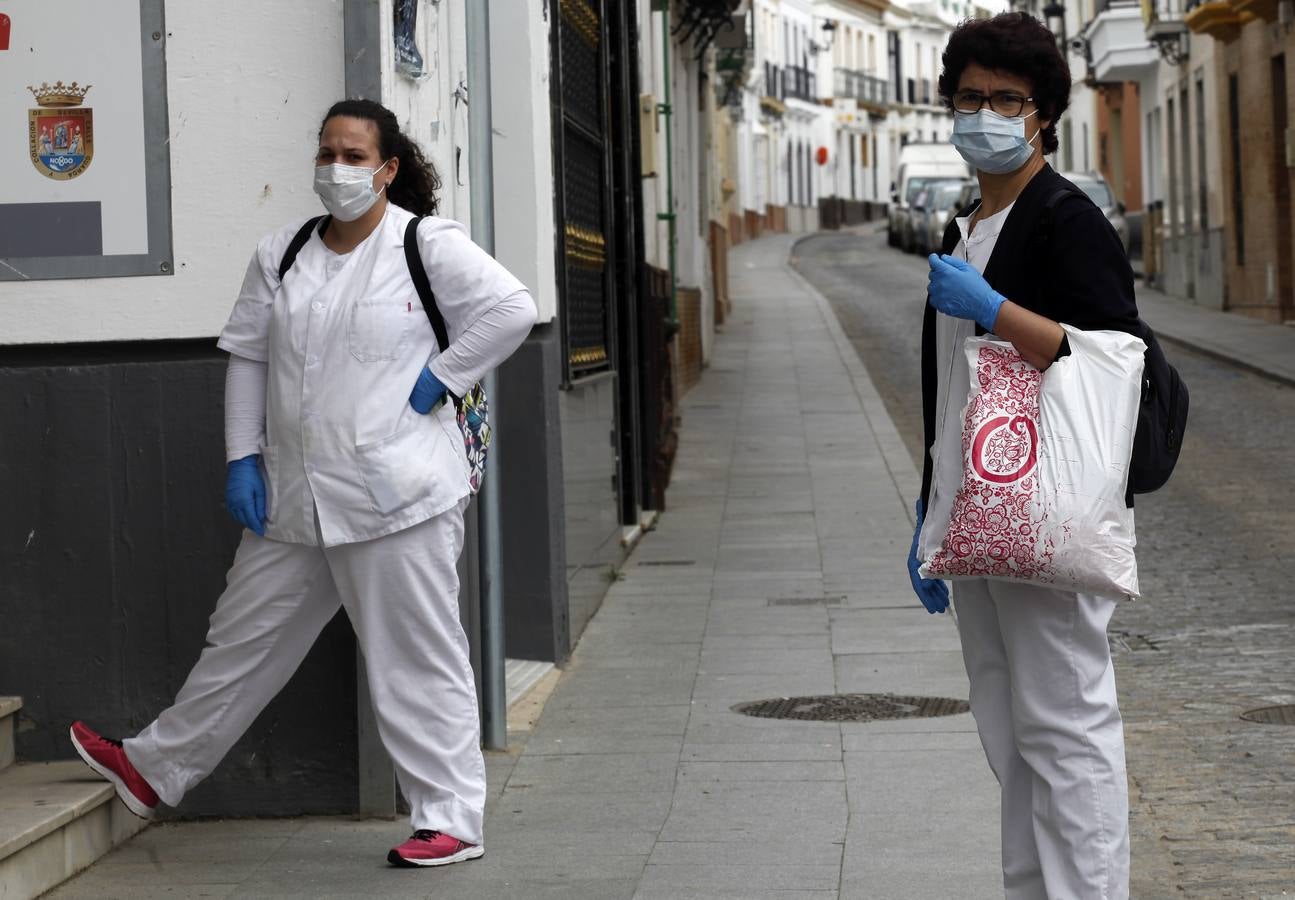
[555,0,613,375]
[1227,75,1243,263]
[786,65,815,101]
[1180,84,1192,237]
[1196,74,1208,236]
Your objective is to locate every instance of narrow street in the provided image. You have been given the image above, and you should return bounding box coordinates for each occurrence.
[793,225,1295,898]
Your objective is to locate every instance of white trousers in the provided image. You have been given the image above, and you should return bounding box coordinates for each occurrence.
[955,579,1129,900]
[123,500,486,844]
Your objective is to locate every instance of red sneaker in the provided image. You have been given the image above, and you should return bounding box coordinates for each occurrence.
[69,721,159,820]
[387,830,484,867]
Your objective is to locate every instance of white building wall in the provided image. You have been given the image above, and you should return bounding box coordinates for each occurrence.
[1057,0,1097,176]
[642,7,670,271]
[2,2,350,345]
[488,0,557,323]
[1,0,476,347]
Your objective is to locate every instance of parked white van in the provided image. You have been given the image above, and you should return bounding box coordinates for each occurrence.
[887,143,970,249]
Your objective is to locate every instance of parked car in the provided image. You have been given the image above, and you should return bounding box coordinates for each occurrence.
[1060,171,1131,254]
[896,177,938,252]
[887,142,970,248]
[952,179,981,215]
[909,179,973,254]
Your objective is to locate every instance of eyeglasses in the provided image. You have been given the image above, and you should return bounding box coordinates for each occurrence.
[952,90,1034,117]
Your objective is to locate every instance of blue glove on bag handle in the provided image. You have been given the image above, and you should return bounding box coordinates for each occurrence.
[908,499,950,614]
[225,455,267,537]
[926,254,1006,332]
[409,366,448,415]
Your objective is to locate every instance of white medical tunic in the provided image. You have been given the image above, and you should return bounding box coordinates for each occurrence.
[217,204,534,547]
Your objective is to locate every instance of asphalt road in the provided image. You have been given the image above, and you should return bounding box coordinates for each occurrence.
[793,224,1295,899]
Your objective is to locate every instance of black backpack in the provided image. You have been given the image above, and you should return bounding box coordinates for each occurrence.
[1038,186,1188,495]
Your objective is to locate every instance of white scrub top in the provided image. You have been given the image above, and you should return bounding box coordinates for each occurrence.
[217,204,533,547]
[919,200,1016,561]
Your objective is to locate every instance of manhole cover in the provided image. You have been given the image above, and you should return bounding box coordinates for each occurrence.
[1240,705,1295,726]
[732,693,970,722]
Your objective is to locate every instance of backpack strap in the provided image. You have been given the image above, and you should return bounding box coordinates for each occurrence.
[403,216,463,404]
[1035,184,1082,252]
[402,216,449,353]
[277,215,328,282]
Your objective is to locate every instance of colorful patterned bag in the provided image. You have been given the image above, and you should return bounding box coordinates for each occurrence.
[919,325,1145,598]
[454,383,491,493]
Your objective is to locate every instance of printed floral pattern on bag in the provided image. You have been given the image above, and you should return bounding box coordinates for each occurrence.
[456,383,491,494]
[925,346,1069,581]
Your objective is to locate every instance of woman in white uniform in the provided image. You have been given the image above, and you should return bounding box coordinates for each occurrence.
[69,99,537,869]
[907,14,1142,900]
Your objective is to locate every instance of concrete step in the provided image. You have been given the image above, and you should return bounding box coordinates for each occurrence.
[0,760,148,900]
[0,697,20,771]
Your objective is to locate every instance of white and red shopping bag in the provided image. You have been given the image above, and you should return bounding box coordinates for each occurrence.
[919,325,1146,598]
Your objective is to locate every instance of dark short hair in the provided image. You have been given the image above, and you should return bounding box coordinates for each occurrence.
[938,12,1070,155]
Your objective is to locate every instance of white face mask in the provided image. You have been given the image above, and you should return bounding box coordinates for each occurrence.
[313,159,390,222]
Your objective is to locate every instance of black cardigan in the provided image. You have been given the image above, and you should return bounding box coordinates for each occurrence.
[919,164,1142,510]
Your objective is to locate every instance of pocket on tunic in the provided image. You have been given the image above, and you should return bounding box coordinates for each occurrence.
[355,416,446,516]
[348,297,412,363]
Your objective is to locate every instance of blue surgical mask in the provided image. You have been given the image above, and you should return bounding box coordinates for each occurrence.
[950,109,1040,175]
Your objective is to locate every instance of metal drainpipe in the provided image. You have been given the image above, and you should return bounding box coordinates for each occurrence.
[658,8,679,327]
[465,0,507,752]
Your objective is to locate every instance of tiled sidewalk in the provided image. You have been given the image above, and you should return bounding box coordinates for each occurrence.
[1136,283,1295,386]
[47,234,1000,900]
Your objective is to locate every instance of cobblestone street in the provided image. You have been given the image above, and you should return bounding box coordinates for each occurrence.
[794,226,1295,899]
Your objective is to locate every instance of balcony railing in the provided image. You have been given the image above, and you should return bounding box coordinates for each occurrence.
[833,68,892,107]
[785,64,816,101]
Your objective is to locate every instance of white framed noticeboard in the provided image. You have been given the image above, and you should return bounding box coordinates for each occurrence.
[0,0,172,281]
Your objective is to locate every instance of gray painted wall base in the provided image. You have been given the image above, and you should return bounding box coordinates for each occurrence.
[496,326,570,663]
[0,347,359,817]
[1163,229,1226,310]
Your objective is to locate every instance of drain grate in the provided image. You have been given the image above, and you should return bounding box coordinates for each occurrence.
[1240,705,1295,726]
[733,693,970,722]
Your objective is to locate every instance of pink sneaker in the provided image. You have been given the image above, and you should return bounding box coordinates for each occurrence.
[387,830,484,867]
[69,721,159,820]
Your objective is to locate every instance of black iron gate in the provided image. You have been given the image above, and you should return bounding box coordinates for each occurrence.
[552,0,678,521]
[552,0,616,378]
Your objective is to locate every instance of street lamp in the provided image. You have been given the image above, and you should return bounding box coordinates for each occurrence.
[1147,27,1190,65]
[808,18,838,55]
[1042,1,1067,54]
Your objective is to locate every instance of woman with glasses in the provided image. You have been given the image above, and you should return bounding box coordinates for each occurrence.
[905,12,1141,900]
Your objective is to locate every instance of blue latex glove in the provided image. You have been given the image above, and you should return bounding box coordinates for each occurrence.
[927,254,1006,332]
[225,455,266,537]
[409,366,448,414]
[908,499,949,614]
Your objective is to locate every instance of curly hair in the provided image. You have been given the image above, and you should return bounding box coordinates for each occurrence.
[319,99,441,216]
[938,13,1071,156]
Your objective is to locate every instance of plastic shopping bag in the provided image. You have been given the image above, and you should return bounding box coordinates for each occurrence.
[919,325,1146,598]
